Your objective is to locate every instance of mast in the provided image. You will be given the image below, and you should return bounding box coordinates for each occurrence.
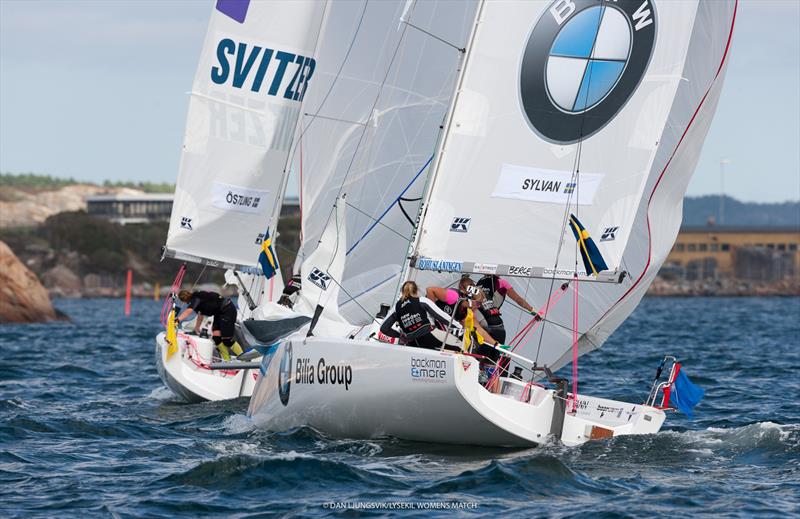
[400,0,487,288]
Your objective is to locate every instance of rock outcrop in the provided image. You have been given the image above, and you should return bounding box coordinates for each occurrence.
[0,240,58,323]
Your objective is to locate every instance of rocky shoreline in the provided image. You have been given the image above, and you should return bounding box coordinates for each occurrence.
[0,240,65,323]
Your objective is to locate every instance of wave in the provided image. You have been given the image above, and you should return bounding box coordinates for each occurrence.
[163,453,408,494]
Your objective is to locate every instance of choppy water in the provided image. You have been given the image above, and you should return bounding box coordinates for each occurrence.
[1,297,798,517]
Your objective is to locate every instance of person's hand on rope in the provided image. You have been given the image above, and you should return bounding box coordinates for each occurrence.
[529,308,542,321]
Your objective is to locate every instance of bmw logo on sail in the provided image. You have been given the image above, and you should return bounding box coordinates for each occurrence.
[520,0,656,143]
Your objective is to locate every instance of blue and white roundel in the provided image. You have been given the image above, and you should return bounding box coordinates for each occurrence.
[520,0,656,143]
[546,6,631,113]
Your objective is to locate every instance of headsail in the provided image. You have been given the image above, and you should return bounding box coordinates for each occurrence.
[407,0,736,370]
[295,0,479,323]
[164,0,327,272]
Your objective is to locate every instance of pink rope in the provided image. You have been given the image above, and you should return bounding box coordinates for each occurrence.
[160,264,186,326]
[483,282,570,390]
[570,275,579,413]
[182,334,238,376]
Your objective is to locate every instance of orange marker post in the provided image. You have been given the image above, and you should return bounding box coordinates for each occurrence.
[125,269,133,316]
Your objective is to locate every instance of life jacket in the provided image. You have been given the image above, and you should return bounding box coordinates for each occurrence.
[477,276,506,309]
[434,290,467,322]
[189,291,225,316]
[395,297,433,340]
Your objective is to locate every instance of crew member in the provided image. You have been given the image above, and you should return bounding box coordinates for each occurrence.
[426,276,501,349]
[177,290,243,361]
[379,281,461,350]
[475,275,540,344]
[277,273,302,309]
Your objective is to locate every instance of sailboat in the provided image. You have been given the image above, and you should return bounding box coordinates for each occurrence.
[154,0,327,402]
[245,0,737,446]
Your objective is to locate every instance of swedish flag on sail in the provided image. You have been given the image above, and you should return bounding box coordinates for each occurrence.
[258,229,278,279]
[568,214,608,276]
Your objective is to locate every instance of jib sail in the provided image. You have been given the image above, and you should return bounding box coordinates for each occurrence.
[164,0,326,272]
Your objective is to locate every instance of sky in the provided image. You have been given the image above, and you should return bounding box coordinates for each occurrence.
[1,0,798,203]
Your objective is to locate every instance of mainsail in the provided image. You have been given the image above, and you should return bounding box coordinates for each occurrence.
[164,0,326,272]
[294,0,479,323]
[407,0,736,370]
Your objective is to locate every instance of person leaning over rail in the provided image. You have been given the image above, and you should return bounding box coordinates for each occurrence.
[379,281,463,350]
[474,274,540,345]
[177,290,243,361]
[425,276,501,349]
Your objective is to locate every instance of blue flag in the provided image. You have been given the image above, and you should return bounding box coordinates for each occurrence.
[258,229,278,279]
[568,214,608,276]
[670,369,704,419]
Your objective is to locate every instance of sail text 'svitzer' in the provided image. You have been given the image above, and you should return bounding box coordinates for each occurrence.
[211,39,316,101]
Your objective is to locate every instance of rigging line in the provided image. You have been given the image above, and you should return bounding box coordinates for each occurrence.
[189,264,207,292]
[399,196,422,202]
[502,299,573,333]
[303,113,368,127]
[534,6,605,365]
[339,272,397,307]
[346,154,434,255]
[401,20,465,52]
[317,12,414,277]
[398,199,416,227]
[265,0,331,234]
[284,0,370,178]
[314,197,346,311]
[325,268,378,323]
[345,201,409,242]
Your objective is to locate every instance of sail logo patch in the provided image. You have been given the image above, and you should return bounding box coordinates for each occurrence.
[600,226,619,241]
[520,0,656,143]
[492,164,603,205]
[450,217,471,233]
[308,268,331,290]
[215,0,250,23]
[411,357,448,383]
[180,217,193,230]
[211,182,269,215]
[416,257,463,273]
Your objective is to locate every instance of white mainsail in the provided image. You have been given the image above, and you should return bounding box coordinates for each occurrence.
[294,0,479,323]
[164,0,326,272]
[407,0,736,370]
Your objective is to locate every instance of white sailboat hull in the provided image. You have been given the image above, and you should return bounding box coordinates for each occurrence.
[155,331,258,403]
[247,338,666,447]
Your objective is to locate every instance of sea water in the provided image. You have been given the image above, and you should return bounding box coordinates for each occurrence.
[1,297,798,517]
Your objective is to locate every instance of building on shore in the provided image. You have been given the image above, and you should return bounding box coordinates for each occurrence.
[663,226,800,282]
[87,194,301,224]
[86,194,174,224]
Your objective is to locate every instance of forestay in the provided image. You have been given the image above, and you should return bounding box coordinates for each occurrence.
[165,0,326,272]
[295,0,479,323]
[409,0,736,371]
